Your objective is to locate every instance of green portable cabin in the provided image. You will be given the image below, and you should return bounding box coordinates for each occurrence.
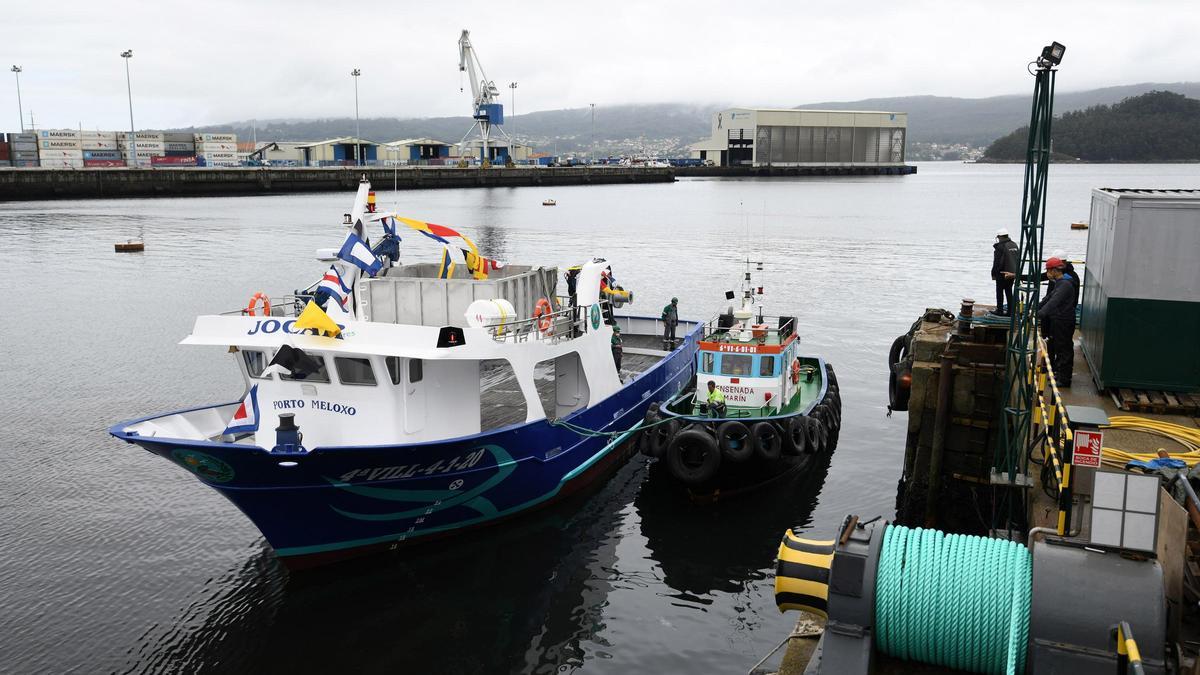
[1081,188,1200,391]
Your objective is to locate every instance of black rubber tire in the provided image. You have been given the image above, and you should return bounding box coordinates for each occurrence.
[751,423,781,461]
[639,407,661,456]
[803,416,824,454]
[778,417,803,455]
[648,416,679,459]
[717,421,754,463]
[666,427,722,487]
[805,416,828,454]
[888,362,911,412]
[825,362,839,387]
[754,421,782,461]
[784,416,808,455]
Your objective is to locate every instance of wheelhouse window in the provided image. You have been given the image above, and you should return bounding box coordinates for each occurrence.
[701,352,715,374]
[759,355,776,377]
[720,354,753,376]
[335,357,377,386]
[280,354,330,383]
[242,349,270,379]
[386,357,423,385]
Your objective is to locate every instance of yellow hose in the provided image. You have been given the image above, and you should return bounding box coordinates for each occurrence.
[1099,415,1200,468]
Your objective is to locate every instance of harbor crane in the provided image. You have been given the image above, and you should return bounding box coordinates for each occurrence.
[457,29,511,166]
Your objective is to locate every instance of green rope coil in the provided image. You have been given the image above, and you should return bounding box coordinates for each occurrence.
[875,525,1032,675]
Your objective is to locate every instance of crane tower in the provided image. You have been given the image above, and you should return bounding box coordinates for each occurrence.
[458,29,511,165]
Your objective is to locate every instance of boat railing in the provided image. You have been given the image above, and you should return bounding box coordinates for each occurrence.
[700,314,797,342]
[483,296,614,344]
[220,294,313,318]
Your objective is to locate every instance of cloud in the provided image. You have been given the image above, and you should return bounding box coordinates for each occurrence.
[2,0,1198,130]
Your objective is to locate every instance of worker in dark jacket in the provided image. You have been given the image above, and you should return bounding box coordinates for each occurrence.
[1043,249,1080,313]
[1037,257,1077,387]
[991,228,1020,316]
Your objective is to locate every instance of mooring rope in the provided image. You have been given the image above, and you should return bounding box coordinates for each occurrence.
[875,525,1032,675]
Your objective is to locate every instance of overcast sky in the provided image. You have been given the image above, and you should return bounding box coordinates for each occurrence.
[4,0,1199,131]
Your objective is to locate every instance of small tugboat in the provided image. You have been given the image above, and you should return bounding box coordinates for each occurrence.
[542,199,557,206]
[109,178,701,568]
[641,261,841,501]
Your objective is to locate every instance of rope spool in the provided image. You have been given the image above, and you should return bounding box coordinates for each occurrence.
[875,525,1031,675]
[774,530,834,617]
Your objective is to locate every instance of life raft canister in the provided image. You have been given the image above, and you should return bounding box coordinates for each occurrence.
[246,292,271,317]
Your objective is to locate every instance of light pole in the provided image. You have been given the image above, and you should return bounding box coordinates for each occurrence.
[589,103,595,163]
[508,82,517,158]
[351,68,361,166]
[10,66,23,132]
[121,50,135,167]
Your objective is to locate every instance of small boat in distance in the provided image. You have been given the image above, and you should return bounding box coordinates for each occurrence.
[642,260,841,501]
[114,240,144,253]
[543,199,557,206]
[1070,220,1089,229]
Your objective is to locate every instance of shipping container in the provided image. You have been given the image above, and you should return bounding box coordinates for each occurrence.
[195,133,237,143]
[7,132,36,142]
[134,131,164,141]
[0,160,10,167]
[197,142,237,152]
[0,141,8,160]
[40,158,84,169]
[84,159,126,168]
[1082,188,1200,391]
[12,151,39,160]
[162,132,194,143]
[83,150,124,160]
[13,159,39,167]
[12,141,37,152]
[151,155,197,166]
[82,139,120,150]
[198,151,238,159]
[41,139,83,150]
[164,150,195,157]
[40,129,80,140]
[118,139,165,148]
[164,141,194,152]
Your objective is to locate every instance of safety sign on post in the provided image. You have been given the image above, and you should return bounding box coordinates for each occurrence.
[1073,429,1104,467]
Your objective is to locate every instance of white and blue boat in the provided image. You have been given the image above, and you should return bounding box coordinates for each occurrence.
[109,180,699,568]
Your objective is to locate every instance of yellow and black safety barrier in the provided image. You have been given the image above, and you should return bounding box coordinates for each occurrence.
[1032,331,1075,535]
[774,529,834,616]
[1115,621,1145,675]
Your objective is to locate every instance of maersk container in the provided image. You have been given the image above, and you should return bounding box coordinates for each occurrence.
[196,133,236,143]
[1081,188,1200,391]
[83,150,123,160]
[40,129,80,140]
[162,132,194,143]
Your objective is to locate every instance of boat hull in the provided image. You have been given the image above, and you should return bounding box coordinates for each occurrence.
[111,327,700,568]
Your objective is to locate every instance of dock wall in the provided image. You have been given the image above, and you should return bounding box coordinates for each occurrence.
[0,166,676,201]
[675,165,917,177]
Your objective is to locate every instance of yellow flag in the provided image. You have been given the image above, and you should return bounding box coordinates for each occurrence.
[293,300,342,337]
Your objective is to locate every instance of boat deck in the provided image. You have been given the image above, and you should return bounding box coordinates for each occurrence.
[480,333,672,430]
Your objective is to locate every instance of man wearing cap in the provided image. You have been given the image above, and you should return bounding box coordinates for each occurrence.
[991,229,1019,316]
[661,297,679,349]
[1038,257,1077,387]
[611,325,623,373]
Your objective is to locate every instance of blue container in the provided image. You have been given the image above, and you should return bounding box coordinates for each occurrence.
[165,150,195,157]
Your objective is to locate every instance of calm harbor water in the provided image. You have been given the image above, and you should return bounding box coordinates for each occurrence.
[0,163,1195,673]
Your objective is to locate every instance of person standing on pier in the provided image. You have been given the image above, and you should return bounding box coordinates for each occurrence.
[1038,257,1077,387]
[991,229,1019,316]
[661,297,679,349]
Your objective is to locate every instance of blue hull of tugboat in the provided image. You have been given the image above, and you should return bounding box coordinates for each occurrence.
[110,324,700,568]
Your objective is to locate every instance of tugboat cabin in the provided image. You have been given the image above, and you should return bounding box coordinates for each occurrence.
[693,314,820,418]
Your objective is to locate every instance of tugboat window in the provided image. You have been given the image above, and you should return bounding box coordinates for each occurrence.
[242,350,270,379]
[280,354,330,383]
[386,356,402,385]
[385,357,423,385]
[335,357,377,386]
[702,353,714,373]
[720,354,753,376]
[410,358,423,383]
[760,355,776,377]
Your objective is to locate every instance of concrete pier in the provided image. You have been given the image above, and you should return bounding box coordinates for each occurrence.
[675,165,916,178]
[0,166,676,201]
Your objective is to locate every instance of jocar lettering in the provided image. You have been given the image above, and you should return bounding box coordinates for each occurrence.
[337,448,488,483]
[246,319,347,337]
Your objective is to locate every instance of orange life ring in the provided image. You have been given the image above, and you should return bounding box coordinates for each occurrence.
[791,359,801,385]
[534,297,553,332]
[246,292,271,317]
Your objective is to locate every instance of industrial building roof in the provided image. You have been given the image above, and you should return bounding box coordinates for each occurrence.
[729,107,905,115]
[293,137,379,149]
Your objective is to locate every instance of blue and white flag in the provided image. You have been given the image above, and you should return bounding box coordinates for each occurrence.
[223,384,260,435]
[338,231,382,277]
[317,265,352,308]
[381,216,397,238]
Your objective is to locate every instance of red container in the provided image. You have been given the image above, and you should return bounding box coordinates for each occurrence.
[0,141,10,160]
[151,155,197,166]
[84,159,126,168]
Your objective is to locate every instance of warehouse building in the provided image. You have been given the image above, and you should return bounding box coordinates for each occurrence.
[378,138,452,166]
[458,138,534,164]
[690,108,907,168]
[295,137,378,166]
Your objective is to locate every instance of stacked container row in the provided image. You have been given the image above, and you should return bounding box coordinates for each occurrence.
[8,132,38,167]
[196,133,238,167]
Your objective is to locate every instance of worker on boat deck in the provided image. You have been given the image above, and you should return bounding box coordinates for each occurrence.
[1037,257,1077,387]
[705,380,726,418]
[991,228,1019,316]
[662,297,679,349]
[598,268,631,326]
[611,326,623,374]
[565,266,581,336]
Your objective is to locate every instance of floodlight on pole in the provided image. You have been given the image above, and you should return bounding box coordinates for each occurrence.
[351,68,362,166]
[10,65,23,132]
[1038,41,1065,68]
[121,50,135,167]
